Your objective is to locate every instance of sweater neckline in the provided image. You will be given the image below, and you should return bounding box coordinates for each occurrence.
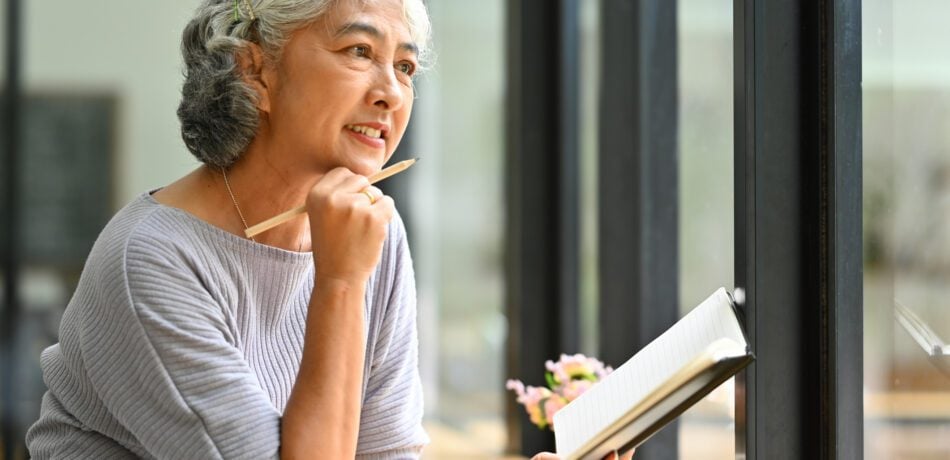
[142,190,314,265]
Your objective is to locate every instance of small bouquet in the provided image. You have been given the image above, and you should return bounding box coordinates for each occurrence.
[506,353,613,431]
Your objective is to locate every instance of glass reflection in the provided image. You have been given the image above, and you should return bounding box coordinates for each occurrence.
[677,0,735,458]
[864,0,950,458]
[412,1,507,457]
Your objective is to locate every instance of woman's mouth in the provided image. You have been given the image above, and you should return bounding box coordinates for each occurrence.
[345,124,384,139]
[344,124,387,149]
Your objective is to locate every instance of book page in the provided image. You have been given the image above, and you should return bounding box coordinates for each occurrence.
[554,288,746,456]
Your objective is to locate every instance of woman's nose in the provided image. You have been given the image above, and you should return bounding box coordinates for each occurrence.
[366,65,405,112]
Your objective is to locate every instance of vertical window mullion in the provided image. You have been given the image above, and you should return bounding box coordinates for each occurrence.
[732,0,755,456]
[734,0,863,457]
[598,1,679,458]
[1,0,24,457]
[504,0,580,455]
[736,0,816,456]
[822,0,863,457]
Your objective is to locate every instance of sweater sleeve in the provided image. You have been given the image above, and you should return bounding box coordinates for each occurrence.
[27,390,140,459]
[355,215,429,459]
[79,228,281,460]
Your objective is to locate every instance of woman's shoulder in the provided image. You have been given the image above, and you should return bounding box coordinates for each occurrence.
[68,193,241,335]
[54,194,221,345]
[90,192,208,263]
[78,191,265,296]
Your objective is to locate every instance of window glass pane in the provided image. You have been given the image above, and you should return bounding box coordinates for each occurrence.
[677,1,735,458]
[411,1,508,457]
[579,0,601,359]
[863,1,950,458]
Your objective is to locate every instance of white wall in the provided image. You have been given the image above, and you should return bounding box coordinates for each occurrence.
[24,1,200,208]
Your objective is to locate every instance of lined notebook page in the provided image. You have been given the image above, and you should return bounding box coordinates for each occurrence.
[554,288,745,456]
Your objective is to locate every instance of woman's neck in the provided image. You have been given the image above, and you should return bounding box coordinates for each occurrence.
[153,154,319,253]
[219,153,318,252]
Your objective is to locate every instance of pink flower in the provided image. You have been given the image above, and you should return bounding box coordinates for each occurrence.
[560,378,594,401]
[519,385,551,406]
[507,380,555,429]
[527,399,547,428]
[508,354,614,431]
[545,358,571,385]
[506,379,525,397]
[543,395,568,430]
[546,354,612,384]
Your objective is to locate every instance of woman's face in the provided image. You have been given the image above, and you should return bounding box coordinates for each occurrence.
[260,0,419,177]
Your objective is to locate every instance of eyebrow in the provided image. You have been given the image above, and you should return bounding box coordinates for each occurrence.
[335,21,419,56]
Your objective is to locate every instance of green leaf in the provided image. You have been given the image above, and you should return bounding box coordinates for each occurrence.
[545,371,559,389]
[578,373,598,382]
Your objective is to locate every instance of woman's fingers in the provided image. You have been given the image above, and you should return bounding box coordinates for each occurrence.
[306,167,395,285]
[359,186,384,205]
[530,446,634,460]
[312,168,388,210]
[530,453,560,460]
[601,448,635,460]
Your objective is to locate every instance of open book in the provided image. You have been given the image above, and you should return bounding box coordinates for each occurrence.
[553,287,753,460]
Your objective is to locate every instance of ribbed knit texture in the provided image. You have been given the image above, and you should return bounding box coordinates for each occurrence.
[26,193,428,459]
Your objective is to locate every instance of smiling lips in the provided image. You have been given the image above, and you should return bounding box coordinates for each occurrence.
[344,123,388,149]
[345,124,385,139]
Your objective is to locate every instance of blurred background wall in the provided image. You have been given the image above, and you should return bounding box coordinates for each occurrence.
[17,1,200,203]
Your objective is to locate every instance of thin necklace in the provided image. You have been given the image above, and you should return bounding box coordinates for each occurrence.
[221,167,255,242]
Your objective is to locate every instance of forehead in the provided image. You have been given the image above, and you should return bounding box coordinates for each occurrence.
[319,0,413,40]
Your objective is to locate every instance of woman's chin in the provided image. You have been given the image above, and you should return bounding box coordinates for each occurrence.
[343,159,386,177]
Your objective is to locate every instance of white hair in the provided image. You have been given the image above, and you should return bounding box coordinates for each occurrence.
[177,0,432,168]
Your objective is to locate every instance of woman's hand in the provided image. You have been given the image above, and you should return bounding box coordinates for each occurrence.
[284,167,393,459]
[531,449,634,460]
[306,167,395,285]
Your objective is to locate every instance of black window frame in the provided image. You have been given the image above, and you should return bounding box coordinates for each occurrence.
[505,0,863,457]
[733,0,863,457]
[597,1,680,458]
[1,0,24,458]
[504,0,581,454]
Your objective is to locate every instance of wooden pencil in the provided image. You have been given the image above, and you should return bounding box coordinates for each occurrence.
[245,159,417,238]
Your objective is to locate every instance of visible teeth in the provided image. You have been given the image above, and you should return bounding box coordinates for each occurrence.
[346,124,383,139]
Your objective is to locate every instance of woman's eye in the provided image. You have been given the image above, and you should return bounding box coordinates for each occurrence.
[350,45,369,57]
[396,61,416,76]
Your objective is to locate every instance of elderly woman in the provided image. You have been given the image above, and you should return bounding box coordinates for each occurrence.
[27,0,428,458]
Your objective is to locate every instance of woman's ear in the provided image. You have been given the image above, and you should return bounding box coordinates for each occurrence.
[235,42,272,113]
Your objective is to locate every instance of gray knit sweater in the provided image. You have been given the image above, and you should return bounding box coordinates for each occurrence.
[26,192,428,459]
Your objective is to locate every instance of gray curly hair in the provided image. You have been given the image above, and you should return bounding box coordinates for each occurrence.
[177,0,431,168]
